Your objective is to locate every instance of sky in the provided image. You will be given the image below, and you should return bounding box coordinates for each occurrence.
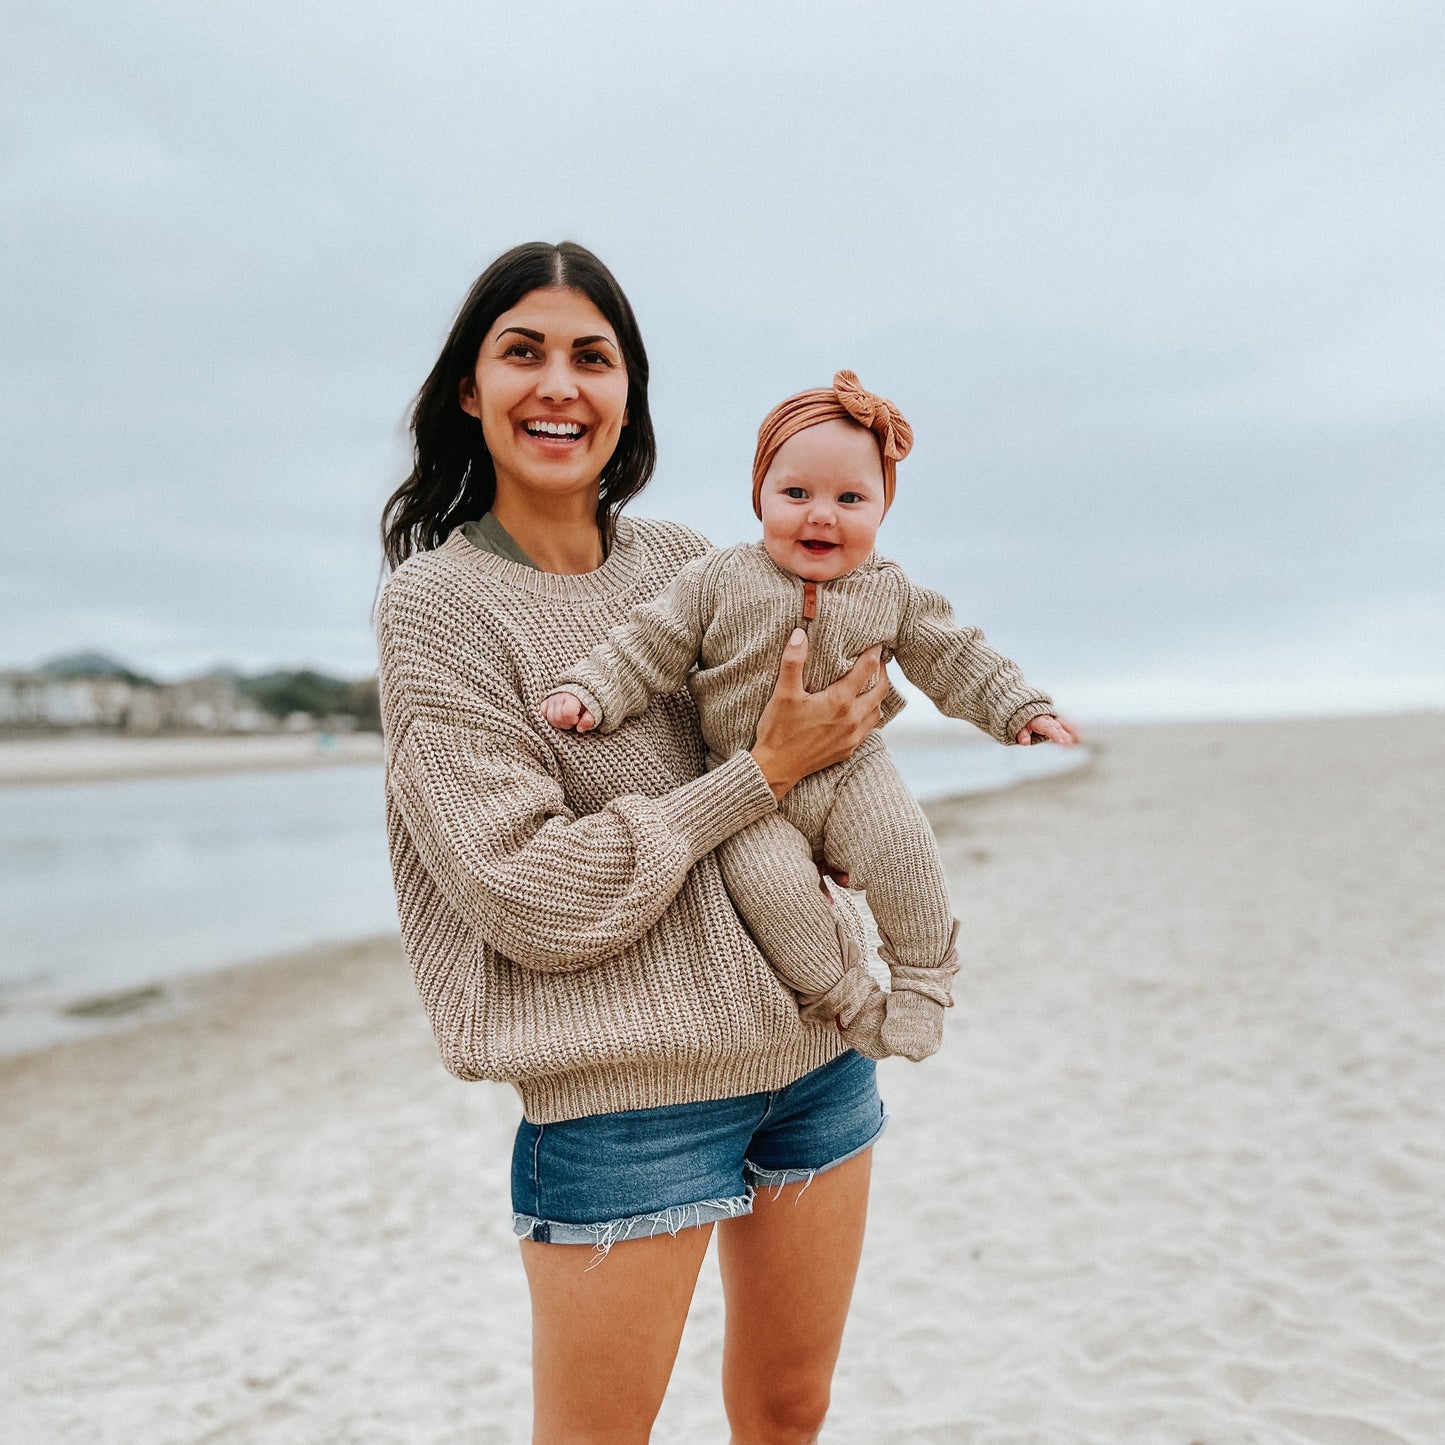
[3,1,1442,722]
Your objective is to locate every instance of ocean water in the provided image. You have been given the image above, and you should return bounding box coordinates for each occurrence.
[0,739,1084,1045]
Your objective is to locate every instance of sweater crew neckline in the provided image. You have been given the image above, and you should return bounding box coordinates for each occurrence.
[444,516,645,603]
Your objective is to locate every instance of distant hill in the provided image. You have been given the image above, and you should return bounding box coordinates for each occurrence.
[236,670,381,730]
[39,652,156,686]
[239,670,349,720]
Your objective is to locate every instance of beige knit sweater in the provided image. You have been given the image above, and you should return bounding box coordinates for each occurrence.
[377,518,851,1124]
[558,541,1053,762]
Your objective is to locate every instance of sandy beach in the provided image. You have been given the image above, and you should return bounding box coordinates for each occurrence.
[3,713,1442,1443]
[0,732,384,788]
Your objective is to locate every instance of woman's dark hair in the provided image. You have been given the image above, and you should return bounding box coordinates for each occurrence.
[381,241,657,570]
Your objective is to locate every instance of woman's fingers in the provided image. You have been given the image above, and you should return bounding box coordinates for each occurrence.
[852,654,887,734]
[751,642,886,799]
[837,644,883,698]
[861,661,884,710]
[774,628,809,698]
[810,648,886,748]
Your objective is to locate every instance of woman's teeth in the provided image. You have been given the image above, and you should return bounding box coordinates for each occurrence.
[524,421,584,438]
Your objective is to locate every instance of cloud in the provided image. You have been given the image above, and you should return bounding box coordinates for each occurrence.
[3,2,1442,714]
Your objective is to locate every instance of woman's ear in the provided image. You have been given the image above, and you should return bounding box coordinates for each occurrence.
[458,374,482,420]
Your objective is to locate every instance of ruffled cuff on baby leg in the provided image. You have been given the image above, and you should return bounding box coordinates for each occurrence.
[797,922,889,1059]
[877,919,961,1061]
[880,918,961,1006]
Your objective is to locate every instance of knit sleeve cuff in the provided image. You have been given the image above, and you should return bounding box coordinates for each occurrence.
[653,749,777,863]
[1003,697,1054,744]
[555,682,608,731]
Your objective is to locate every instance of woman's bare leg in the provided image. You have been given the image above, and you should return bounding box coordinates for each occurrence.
[717,1149,873,1445]
[522,1223,714,1445]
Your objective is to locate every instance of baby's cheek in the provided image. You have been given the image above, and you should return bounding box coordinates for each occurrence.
[760,529,795,572]
[845,515,883,552]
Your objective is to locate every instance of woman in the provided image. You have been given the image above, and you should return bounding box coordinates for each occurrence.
[379,241,890,1444]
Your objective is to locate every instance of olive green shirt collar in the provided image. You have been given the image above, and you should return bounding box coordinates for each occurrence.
[459,511,538,569]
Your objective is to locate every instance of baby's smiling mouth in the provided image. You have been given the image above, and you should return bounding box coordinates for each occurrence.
[799,540,839,552]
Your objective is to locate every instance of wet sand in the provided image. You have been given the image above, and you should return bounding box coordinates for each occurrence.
[0,732,383,788]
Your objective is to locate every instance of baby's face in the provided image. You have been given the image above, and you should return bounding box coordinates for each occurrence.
[758,419,887,582]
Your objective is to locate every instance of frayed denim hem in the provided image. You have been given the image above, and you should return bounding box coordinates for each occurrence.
[513,1193,753,1264]
[745,1110,890,1201]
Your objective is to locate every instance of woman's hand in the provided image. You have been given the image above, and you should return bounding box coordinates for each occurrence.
[1016,713,1081,746]
[751,629,887,800]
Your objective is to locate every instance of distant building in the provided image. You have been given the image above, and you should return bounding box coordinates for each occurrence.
[0,671,137,728]
[144,673,272,733]
[0,669,272,733]
[0,653,377,735]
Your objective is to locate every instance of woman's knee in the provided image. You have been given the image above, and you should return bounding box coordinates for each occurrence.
[729,1376,832,1442]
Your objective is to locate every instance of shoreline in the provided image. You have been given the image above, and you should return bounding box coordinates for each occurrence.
[0,738,1093,1061]
[7,704,1435,789]
[0,730,384,787]
[0,933,406,1061]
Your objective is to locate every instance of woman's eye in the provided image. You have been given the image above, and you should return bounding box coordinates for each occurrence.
[502,342,538,359]
[576,350,613,367]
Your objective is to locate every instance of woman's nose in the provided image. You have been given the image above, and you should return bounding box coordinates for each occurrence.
[536,356,579,403]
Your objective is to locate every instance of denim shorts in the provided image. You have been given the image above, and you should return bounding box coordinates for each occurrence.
[511,1049,887,1250]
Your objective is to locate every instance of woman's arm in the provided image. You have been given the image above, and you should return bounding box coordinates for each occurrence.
[389,714,777,972]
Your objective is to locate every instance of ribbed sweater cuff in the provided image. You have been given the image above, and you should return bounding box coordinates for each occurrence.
[654,749,777,863]
[556,682,608,731]
[1003,696,1054,744]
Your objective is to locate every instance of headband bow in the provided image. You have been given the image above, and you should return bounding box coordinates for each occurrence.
[832,369,913,464]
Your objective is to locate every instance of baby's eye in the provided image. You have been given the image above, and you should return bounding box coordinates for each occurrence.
[838,492,864,504]
[784,487,808,500]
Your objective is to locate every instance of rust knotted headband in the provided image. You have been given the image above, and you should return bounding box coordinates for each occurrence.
[751,370,914,518]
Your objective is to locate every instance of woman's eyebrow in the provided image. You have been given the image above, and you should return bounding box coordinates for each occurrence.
[572,334,616,349]
[498,326,545,343]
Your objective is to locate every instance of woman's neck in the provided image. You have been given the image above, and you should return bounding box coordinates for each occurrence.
[489,491,605,575]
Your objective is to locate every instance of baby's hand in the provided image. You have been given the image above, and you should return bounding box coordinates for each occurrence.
[541,691,597,733]
[1017,713,1081,746]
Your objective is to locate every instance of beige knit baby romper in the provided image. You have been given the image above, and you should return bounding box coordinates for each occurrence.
[558,540,1053,1060]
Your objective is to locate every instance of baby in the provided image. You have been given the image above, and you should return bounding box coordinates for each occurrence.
[542,372,1073,1062]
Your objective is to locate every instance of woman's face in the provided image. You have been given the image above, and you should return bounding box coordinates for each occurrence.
[460,287,631,505]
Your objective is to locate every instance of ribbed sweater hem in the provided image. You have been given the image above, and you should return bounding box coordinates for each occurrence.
[515,1028,851,1124]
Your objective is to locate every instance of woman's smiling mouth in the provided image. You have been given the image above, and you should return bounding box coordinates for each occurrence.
[522,419,587,441]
